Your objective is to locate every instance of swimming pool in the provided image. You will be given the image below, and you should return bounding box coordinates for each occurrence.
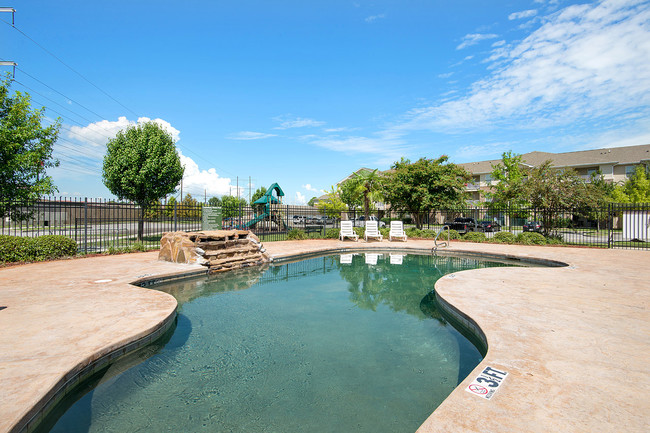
[41,252,518,432]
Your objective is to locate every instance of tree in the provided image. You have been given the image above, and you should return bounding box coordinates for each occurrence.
[0,76,60,220]
[338,178,362,212]
[250,186,268,214]
[485,151,529,209]
[307,196,318,207]
[317,186,346,218]
[348,168,384,221]
[102,121,184,240]
[383,156,471,228]
[221,195,248,219]
[523,161,605,234]
[178,193,201,219]
[207,196,221,207]
[610,165,650,203]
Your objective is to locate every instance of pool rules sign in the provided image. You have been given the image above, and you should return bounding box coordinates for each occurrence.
[465,366,508,400]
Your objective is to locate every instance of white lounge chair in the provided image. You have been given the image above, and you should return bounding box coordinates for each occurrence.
[364,221,383,242]
[389,221,408,241]
[339,221,359,242]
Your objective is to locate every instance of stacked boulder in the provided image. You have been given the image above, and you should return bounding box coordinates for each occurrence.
[159,230,271,273]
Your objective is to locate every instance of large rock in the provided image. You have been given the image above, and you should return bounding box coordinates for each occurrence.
[158,230,271,272]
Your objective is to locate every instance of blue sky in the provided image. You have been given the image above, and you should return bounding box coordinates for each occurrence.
[2,0,649,204]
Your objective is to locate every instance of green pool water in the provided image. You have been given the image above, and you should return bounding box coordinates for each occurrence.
[42,252,514,433]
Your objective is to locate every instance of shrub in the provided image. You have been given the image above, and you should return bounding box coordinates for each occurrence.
[462,231,487,242]
[32,235,78,260]
[354,227,364,237]
[0,235,77,263]
[379,227,390,238]
[324,228,340,239]
[491,231,516,244]
[405,227,422,238]
[287,229,307,240]
[0,235,32,262]
[440,229,460,240]
[516,232,547,245]
[545,234,564,245]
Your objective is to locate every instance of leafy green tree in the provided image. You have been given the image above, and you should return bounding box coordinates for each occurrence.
[338,178,362,212]
[178,193,202,219]
[317,186,346,218]
[307,196,318,207]
[610,165,650,203]
[0,76,61,220]
[486,151,529,209]
[250,186,268,214]
[221,195,248,219]
[207,196,221,207]
[383,156,471,228]
[348,168,384,221]
[523,161,605,234]
[102,121,184,240]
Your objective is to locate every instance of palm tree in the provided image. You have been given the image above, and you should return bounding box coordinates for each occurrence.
[350,169,384,221]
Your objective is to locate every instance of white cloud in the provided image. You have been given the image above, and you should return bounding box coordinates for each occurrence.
[273,116,325,129]
[438,72,454,79]
[309,131,412,165]
[178,151,234,197]
[402,0,650,133]
[295,191,307,205]
[303,184,318,192]
[456,33,499,50]
[365,14,386,23]
[226,131,277,140]
[509,9,538,20]
[67,116,180,148]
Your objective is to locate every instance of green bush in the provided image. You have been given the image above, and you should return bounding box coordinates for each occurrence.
[405,227,422,238]
[545,234,564,245]
[32,235,78,260]
[440,229,460,240]
[379,227,390,238]
[287,229,307,240]
[516,232,547,245]
[0,235,32,262]
[325,228,340,239]
[462,231,487,242]
[491,231,516,244]
[354,227,364,237]
[0,235,77,263]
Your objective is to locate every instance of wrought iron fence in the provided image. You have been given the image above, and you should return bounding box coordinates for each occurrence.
[0,198,648,252]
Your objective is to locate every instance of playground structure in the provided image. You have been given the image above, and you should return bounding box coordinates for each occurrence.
[238,183,287,231]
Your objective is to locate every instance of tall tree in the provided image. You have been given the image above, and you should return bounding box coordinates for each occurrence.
[221,195,248,219]
[103,121,184,240]
[307,196,318,207]
[383,156,471,228]
[348,168,384,221]
[207,196,221,207]
[485,151,529,209]
[338,178,362,212]
[0,76,60,220]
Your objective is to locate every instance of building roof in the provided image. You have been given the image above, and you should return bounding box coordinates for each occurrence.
[458,144,650,174]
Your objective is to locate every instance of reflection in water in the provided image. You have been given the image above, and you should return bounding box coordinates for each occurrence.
[43,252,515,433]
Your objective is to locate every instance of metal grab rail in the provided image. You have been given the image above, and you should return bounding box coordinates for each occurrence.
[432,225,451,254]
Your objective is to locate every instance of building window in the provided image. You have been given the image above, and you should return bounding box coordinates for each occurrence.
[625,165,637,178]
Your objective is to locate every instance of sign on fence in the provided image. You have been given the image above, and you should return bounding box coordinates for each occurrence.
[202,207,222,230]
[622,210,650,241]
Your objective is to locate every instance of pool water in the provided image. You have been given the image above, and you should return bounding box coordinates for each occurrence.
[43,253,513,433]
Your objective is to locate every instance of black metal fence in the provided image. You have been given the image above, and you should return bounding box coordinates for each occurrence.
[0,198,648,252]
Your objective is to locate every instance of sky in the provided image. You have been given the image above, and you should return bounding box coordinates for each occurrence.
[2,0,649,204]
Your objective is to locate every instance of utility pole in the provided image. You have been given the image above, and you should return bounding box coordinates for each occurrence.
[1,8,17,78]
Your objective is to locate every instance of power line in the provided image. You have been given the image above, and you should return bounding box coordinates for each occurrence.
[2,18,139,118]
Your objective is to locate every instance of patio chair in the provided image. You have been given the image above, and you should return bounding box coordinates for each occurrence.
[339,221,359,242]
[364,221,383,242]
[389,221,408,242]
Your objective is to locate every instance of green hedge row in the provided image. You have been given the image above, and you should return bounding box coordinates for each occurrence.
[0,235,78,263]
[287,227,563,246]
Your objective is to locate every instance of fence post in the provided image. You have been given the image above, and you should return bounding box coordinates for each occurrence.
[84,198,88,254]
[173,202,178,232]
[607,202,612,249]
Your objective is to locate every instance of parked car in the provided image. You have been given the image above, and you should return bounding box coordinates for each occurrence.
[444,217,479,233]
[352,215,386,228]
[477,220,501,232]
[523,221,543,233]
[318,216,336,225]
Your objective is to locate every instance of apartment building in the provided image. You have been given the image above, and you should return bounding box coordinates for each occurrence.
[458,144,650,202]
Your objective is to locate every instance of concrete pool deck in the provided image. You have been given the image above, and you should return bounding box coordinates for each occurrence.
[0,240,648,432]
